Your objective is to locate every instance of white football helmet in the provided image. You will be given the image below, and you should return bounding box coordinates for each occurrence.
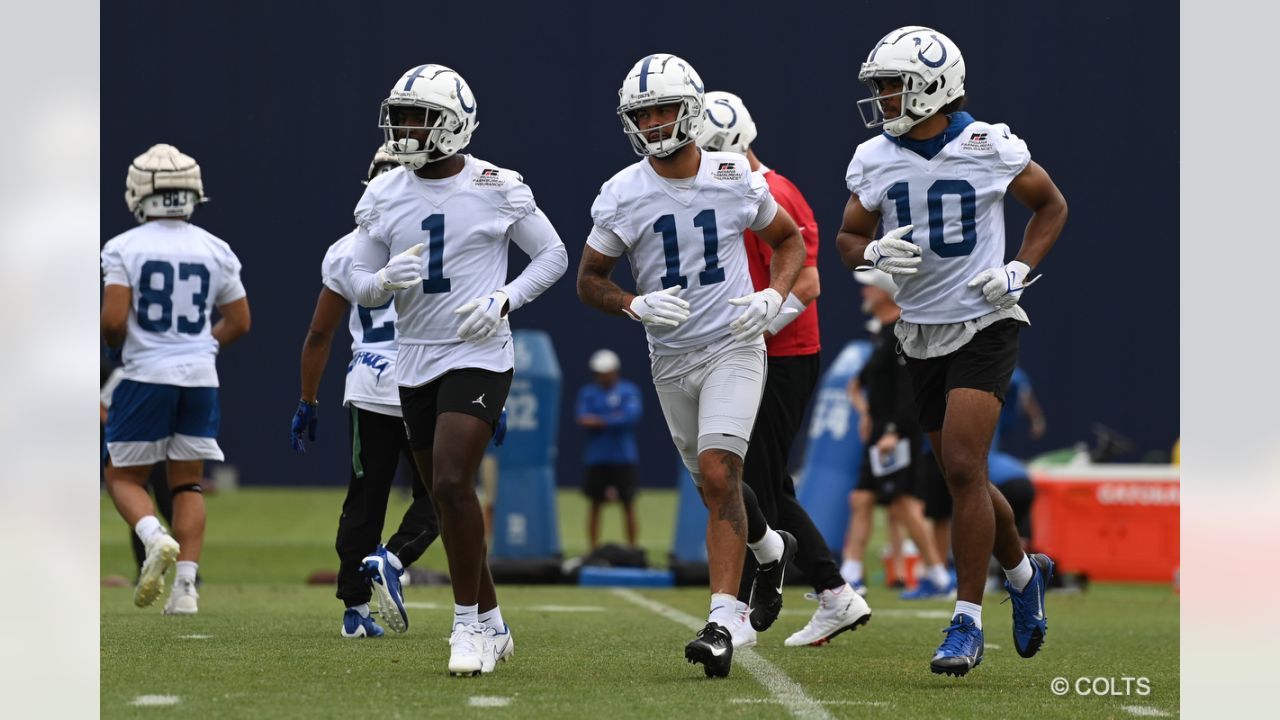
[857,26,966,137]
[124,143,206,223]
[696,91,756,156]
[617,54,705,157]
[379,64,478,169]
[363,143,399,185]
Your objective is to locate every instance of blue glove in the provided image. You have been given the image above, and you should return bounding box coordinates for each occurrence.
[492,408,508,448]
[290,400,318,454]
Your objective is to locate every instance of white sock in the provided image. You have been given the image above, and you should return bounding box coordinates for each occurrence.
[954,600,982,629]
[747,528,784,564]
[1004,554,1033,592]
[453,603,479,628]
[478,605,505,632]
[385,549,404,572]
[134,516,163,545]
[929,564,951,588]
[351,603,371,618]
[841,559,863,583]
[709,593,739,626]
[175,561,197,584]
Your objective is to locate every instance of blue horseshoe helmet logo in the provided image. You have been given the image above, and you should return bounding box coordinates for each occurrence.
[455,77,475,114]
[914,35,947,68]
[706,98,737,128]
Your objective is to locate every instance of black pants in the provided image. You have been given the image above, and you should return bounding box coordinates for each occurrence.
[335,406,440,606]
[737,353,845,599]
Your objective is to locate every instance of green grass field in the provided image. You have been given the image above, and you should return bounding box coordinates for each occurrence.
[101,488,1179,718]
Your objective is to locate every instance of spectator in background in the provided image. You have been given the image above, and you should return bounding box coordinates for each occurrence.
[575,349,642,550]
[841,269,954,600]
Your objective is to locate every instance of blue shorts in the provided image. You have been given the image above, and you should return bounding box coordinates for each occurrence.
[104,380,223,466]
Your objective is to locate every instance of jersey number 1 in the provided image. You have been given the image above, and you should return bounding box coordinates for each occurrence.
[421,214,451,294]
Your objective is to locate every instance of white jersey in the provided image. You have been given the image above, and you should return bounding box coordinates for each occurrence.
[101,219,246,386]
[352,155,563,386]
[589,151,775,356]
[321,232,401,414]
[846,119,1031,324]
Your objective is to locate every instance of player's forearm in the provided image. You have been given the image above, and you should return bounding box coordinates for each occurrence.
[1013,198,1068,270]
[213,318,249,348]
[790,266,820,305]
[502,242,568,312]
[299,331,333,403]
[767,232,805,297]
[101,321,126,349]
[577,273,633,317]
[836,230,874,269]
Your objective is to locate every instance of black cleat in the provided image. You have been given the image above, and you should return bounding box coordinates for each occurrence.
[748,530,798,631]
[685,622,734,678]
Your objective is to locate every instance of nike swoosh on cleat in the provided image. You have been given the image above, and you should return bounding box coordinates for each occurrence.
[708,646,727,657]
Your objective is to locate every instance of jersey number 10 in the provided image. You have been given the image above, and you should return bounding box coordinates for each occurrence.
[886,179,977,257]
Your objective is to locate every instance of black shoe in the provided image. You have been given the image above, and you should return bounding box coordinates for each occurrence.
[684,622,733,678]
[748,530,798,631]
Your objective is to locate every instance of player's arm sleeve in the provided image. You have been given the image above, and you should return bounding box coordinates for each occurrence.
[845,151,885,208]
[348,224,394,307]
[502,207,568,311]
[993,124,1032,187]
[745,172,779,231]
[212,245,247,305]
[587,185,632,254]
[586,225,628,257]
[100,242,130,288]
[320,244,349,299]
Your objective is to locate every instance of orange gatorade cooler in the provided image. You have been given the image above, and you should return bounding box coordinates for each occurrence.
[1030,464,1179,582]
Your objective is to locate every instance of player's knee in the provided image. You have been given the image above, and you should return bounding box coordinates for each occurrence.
[941,453,986,491]
[431,474,472,508]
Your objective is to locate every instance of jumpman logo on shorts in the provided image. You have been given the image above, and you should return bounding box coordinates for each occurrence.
[472,393,486,408]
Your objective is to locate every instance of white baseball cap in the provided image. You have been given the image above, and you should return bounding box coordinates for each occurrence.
[853,268,898,297]
[588,349,621,374]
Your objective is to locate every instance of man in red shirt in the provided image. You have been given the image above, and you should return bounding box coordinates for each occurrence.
[698,91,871,647]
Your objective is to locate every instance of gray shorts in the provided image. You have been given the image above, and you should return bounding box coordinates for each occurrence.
[651,342,766,485]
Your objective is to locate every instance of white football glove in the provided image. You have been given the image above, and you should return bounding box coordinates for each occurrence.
[967,260,1040,310]
[376,243,425,291]
[623,286,690,328]
[453,290,509,342]
[727,288,784,343]
[857,224,921,275]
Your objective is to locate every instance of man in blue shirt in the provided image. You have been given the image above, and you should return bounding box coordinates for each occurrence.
[576,349,643,550]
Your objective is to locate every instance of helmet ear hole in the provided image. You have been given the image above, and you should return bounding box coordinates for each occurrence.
[925,80,938,94]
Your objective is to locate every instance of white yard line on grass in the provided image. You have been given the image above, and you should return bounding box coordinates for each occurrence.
[613,589,835,720]
[129,695,180,706]
[1121,707,1171,718]
[469,696,513,707]
[179,634,213,640]
[731,698,892,708]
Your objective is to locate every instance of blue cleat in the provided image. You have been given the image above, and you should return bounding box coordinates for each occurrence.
[362,545,408,633]
[901,575,955,600]
[1005,553,1054,658]
[930,613,984,676]
[341,608,385,638]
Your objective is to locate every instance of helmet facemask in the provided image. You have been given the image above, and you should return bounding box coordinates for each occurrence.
[380,101,466,169]
[618,97,702,158]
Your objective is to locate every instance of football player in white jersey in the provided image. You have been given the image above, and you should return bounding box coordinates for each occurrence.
[577,54,806,678]
[836,26,1068,677]
[290,145,441,639]
[349,65,568,677]
[101,144,252,614]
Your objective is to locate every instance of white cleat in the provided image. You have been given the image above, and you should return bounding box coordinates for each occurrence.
[480,623,514,673]
[163,577,199,615]
[448,622,486,677]
[784,584,872,647]
[134,533,180,608]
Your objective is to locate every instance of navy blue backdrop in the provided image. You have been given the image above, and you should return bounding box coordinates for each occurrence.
[102,0,1179,486]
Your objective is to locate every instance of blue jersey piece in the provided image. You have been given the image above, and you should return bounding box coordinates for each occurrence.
[576,380,642,466]
[995,367,1031,449]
